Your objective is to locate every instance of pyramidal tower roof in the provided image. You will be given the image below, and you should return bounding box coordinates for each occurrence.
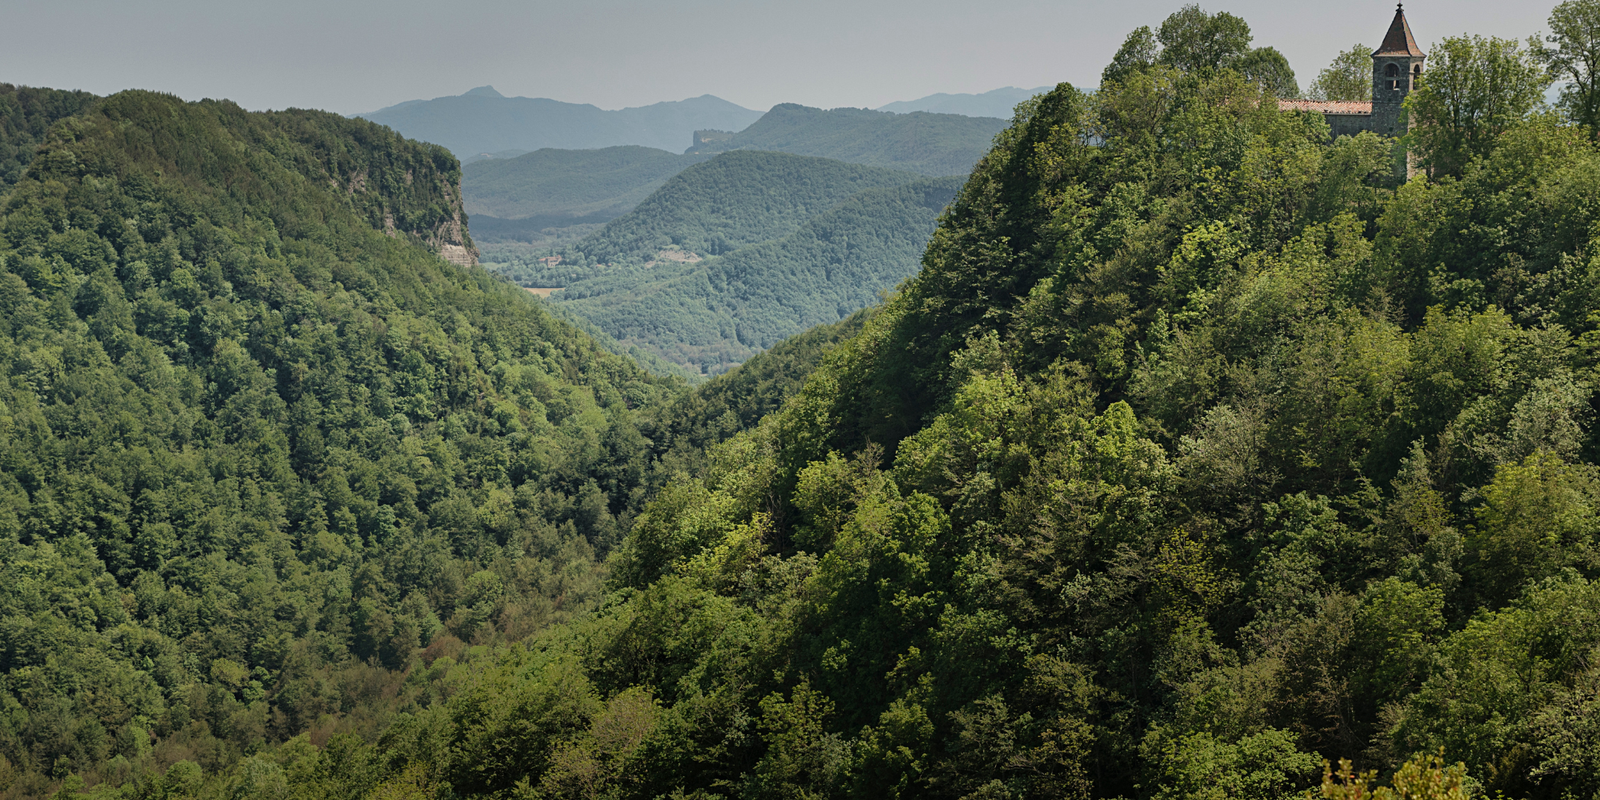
[1374,3,1425,57]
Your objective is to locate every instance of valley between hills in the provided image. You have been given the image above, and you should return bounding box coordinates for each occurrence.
[441,100,1012,379]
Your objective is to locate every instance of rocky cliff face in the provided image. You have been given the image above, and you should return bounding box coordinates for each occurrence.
[378,173,477,266]
[431,175,478,267]
[285,109,478,267]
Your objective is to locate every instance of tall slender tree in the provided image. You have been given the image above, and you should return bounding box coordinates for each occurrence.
[1102,26,1159,87]
[1543,0,1600,134]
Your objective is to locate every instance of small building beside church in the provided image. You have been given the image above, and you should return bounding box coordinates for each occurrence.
[1279,3,1427,138]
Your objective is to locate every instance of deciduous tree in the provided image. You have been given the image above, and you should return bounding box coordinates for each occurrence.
[1156,5,1254,72]
[1406,34,1551,176]
[1103,26,1159,87]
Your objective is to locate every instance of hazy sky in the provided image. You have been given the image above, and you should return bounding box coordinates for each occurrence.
[1,0,1557,115]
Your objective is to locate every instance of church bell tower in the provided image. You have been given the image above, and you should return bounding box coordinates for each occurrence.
[1372,3,1426,136]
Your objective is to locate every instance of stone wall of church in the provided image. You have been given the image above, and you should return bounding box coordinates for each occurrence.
[1327,114,1376,138]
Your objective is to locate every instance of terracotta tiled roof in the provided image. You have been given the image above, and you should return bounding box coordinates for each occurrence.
[1374,4,1425,57]
[1278,100,1373,114]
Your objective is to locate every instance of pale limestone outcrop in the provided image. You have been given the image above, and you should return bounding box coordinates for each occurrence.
[341,166,477,267]
[430,175,478,267]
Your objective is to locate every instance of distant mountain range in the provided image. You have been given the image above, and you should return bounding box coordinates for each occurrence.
[357,86,764,157]
[876,86,1055,118]
[686,103,1008,177]
[360,86,1055,163]
[462,102,1008,245]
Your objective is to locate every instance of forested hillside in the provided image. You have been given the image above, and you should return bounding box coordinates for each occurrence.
[460,102,1006,275]
[567,151,923,265]
[686,103,1008,176]
[0,88,683,797]
[461,102,1006,255]
[14,0,1600,796]
[466,124,989,381]
[479,153,957,378]
[651,310,870,456]
[558,177,961,375]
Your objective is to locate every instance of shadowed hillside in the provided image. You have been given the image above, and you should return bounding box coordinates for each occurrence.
[0,87,683,795]
[462,145,710,221]
[687,102,1009,176]
[569,150,923,265]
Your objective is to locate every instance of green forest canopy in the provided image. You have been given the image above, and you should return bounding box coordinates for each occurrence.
[0,84,97,193]
[0,85,685,798]
[298,3,1600,797]
[9,0,1600,796]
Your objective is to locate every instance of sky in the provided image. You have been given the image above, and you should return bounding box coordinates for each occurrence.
[1,0,1558,115]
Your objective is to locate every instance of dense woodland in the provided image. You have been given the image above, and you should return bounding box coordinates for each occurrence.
[0,85,682,798]
[0,85,98,193]
[7,0,1600,797]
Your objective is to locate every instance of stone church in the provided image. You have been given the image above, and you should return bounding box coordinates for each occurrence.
[1278,3,1426,137]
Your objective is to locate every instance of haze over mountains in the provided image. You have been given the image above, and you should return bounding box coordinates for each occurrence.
[461,146,709,222]
[357,86,764,158]
[571,151,924,264]
[350,85,1047,376]
[877,85,1054,117]
[559,170,962,374]
[362,85,1039,165]
[459,100,1009,259]
[367,86,1016,257]
[400,84,1015,376]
